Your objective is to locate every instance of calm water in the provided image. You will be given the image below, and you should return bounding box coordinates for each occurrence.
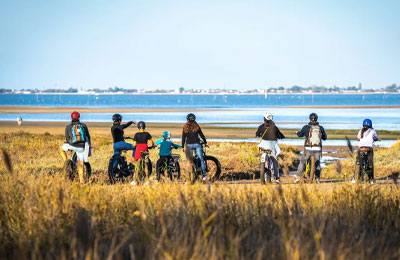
[1,94,399,130]
[1,93,399,108]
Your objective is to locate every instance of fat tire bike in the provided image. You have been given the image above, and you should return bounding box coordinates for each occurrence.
[156,153,181,182]
[108,151,135,184]
[259,148,275,184]
[354,147,374,183]
[63,150,91,182]
[188,142,221,184]
[304,155,316,183]
[136,147,154,184]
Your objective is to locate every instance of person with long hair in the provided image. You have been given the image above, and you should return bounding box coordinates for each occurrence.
[182,113,207,180]
[352,119,378,184]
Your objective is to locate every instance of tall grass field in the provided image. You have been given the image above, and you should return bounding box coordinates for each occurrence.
[1,132,400,259]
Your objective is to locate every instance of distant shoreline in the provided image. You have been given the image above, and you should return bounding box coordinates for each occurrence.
[1,105,400,114]
[1,92,400,96]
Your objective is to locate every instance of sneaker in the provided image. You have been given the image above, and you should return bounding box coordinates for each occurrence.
[315,178,320,184]
[370,180,376,184]
[202,176,207,181]
[130,181,137,186]
[275,178,281,184]
[145,181,150,185]
[351,179,356,184]
[294,177,301,184]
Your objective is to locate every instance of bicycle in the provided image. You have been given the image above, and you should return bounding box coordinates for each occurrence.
[295,154,316,184]
[63,150,91,182]
[136,147,154,184]
[304,155,316,183]
[156,151,181,182]
[188,142,221,184]
[259,148,274,184]
[354,147,373,183]
[108,150,135,184]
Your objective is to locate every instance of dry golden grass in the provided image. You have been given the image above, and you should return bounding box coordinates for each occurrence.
[1,132,400,259]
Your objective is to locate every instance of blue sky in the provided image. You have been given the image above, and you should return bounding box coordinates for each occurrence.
[0,0,399,90]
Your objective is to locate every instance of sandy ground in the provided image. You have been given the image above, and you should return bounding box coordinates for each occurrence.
[2,121,399,141]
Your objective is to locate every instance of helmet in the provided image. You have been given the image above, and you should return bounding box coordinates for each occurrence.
[163,131,171,139]
[263,113,273,121]
[137,121,146,129]
[186,113,196,121]
[71,111,80,120]
[309,113,318,122]
[363,119,372,128]
[112,113,122,122]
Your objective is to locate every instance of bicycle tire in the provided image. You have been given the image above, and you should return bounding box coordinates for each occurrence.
[204,155,221,182]
[108,155,121,184]
[309,155,316,183]
[260,162,266,185]
[84,162,91,182]
[64,159,75,181]
[156,158,167,182]
[175,162,181,180]
[189,163,197,185]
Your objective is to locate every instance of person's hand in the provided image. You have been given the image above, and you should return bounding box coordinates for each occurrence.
[182,148,185,152]
[132,120,137,124]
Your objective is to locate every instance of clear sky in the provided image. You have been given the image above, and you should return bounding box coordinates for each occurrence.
[0,0,399,90]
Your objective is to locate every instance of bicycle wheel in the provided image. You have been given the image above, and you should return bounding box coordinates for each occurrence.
[137,159,147,183]
[175,162,181,180]
[204,155,221,182]
[84,162,91,182]
[189,161,198,185]
[108,155,121,184]
[309,155,316,183]
[146,158,152,177]
[156,159,167,182]
[64,159,75,181]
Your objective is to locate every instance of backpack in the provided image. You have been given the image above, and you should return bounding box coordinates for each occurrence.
[308,125,321,146]
[71,124,86,144]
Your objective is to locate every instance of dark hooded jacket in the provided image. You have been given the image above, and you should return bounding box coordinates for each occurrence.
[256,121,285,141]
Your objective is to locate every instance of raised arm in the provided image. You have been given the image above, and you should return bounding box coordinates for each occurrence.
[297,126,307,137]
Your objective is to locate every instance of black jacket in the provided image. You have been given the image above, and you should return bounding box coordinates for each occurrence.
[65,119,90,148]
[182,127,207,147]
[297,122,327,146]
[111,121,133,143]
[256,121,285,141]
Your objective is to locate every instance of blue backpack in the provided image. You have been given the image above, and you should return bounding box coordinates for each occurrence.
[71,124,86,144]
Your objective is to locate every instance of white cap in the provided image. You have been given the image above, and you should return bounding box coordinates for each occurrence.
[263,113,273,121]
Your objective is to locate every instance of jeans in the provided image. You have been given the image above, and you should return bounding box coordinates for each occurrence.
[113,141,135,156]
[186,143,206,177]
[297,150,321,178]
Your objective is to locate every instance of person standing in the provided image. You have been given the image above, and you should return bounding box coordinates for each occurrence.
[256,112,285,183]
[352,119,378,184]
[295,113,327,183]
[182,113,208,180]
[59,111,91,183]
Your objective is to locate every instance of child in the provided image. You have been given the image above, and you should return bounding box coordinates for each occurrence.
[155,131,182,162]
[133,121,154,160]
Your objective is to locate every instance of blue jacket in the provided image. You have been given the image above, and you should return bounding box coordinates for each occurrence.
[155,138,182,156]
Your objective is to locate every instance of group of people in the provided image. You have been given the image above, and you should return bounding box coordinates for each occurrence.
[60,111,378,184]
[59,111,208,183]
